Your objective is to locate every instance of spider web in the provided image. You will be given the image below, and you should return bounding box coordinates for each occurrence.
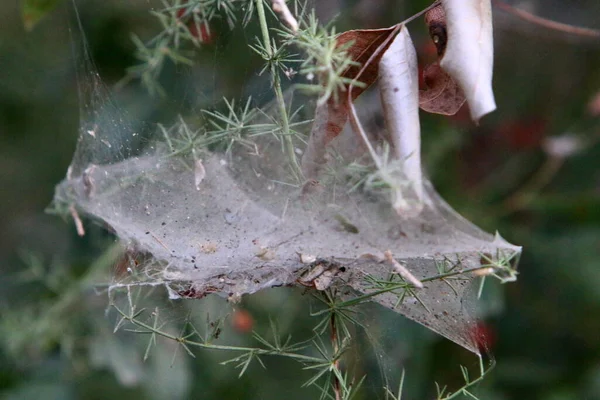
[52,1,520,357]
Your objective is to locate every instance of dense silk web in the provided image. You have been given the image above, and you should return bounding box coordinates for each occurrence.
[53,2,520,357]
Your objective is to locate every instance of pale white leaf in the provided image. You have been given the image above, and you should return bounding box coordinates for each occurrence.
[378,26,423,204]
[440,0,496,122]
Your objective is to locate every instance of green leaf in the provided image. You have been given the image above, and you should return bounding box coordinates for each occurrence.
[21,0,65,31]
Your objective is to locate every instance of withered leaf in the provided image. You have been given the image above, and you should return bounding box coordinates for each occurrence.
[438,0,496,122]
[424,3,448,56]
[419,4,466,116]
[302,26,400,179]
[336,26,400,100]
[301,100,349,179]
[419,62,466,115]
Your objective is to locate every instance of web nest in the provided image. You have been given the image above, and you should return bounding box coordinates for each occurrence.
[53,14,520,356]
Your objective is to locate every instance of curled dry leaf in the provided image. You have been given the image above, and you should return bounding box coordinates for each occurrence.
[378,26,425,207]
[419,5,466,116]
[379,26,420,162]
[302,27,400,179]
[440,0,496,122]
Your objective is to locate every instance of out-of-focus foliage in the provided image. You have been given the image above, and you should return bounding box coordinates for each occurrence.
[21,0,66,31]
[1,0,599,399]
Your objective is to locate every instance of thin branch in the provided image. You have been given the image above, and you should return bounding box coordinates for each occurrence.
[113,304,325,363]
[272,0,298,33]
[403,0,442,26]
[493,0,600,39]
[69,205,85,237]
[330,312,342,400]
[149,231,171,252]
[384,250,424,289]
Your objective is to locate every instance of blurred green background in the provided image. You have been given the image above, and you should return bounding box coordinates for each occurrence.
[1,0,599,399]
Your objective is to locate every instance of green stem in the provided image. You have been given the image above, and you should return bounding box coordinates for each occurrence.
[255,0,272,53]
[336,265,500,308]
[115,304,324,363]
[499,155,564,216]
[326,292,343,400]
[255,0,303,181]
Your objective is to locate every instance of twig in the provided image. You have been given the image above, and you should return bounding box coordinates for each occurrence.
[149,231,171,252]
[272,0,298,33]
[69,205,85,237]
[493,0,600,39]
[384,250,424,288]
[194,159,206,190]
[113,304,325,363]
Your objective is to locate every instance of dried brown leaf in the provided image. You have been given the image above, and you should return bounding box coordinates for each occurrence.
[424,3,448,56]
[336,27,400,100]
[302,26,400,179]
[419,62,466,115]
[419,4,466,116]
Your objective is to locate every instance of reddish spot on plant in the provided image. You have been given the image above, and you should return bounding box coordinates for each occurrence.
[419,41,439,60]
[470,321,496,352]
[176,5,214,44]
[189,22,214,44]
[231,309,254,333]
[497,118,547,150]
